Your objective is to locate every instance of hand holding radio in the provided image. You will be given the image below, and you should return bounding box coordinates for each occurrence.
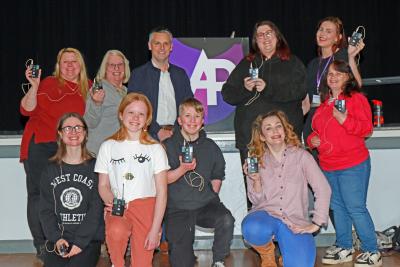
[90,78,105,105]
[56,239,70,257]
[333,103,347,125]
[243,158,260,180]
[244,77,257,91]
[179,155,197,172]
[348,38,365,56]
[244,77,266,92]
[25,65,41,88]
[348,26,366,60]
[65,244,82,257]
[349,26,365,47]
[111,197,125,216]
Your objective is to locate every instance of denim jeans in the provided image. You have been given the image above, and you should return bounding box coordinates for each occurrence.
[242,210,316,267]
[323,157,378,252]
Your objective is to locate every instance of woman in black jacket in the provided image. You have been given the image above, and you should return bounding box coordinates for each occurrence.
[221,20,306,266]
[222,20,306,167]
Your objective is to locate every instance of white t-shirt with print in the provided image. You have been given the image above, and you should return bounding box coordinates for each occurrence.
[95,139,169,202]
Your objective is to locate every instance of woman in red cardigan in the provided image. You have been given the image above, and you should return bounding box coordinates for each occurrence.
[20,47,91,261]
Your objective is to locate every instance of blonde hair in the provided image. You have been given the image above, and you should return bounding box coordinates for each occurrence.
[108,93,157,145]
[53,47,90,99]
[96,49,131,83]
[50,112,93,164]
[178,97,204,117]
[248,110,301,166]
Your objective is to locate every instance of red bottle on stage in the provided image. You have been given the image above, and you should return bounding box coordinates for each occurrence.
[371,100,384,127]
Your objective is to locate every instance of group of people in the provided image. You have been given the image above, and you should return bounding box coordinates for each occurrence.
[19,17,381,267]
[21,27,231,267]
[222,17,380,267]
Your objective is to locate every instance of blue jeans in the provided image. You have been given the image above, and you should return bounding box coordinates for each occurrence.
[242,211,316,267]
[323,157,378,252]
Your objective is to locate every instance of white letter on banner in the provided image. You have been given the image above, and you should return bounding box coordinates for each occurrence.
[191,50,235,105]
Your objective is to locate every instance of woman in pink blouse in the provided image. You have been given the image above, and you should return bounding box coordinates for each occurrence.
[241,110,331,267]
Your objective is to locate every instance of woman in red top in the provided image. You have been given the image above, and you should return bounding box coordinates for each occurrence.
[307,60,381,267]
[20,47,90,261]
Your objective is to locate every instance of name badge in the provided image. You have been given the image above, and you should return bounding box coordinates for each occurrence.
[312,94,321,107]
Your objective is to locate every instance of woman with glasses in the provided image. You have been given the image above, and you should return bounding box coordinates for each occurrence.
[39,112,104,267]
[307,60,381,266]
[222,19,306,171]
[20,47,91,261]
[84,50,130,155]
[221,22,307,263]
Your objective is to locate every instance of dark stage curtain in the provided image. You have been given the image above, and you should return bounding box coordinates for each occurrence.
[1,0,399,132]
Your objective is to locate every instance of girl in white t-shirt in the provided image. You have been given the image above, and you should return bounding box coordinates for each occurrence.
[95,93,169,267]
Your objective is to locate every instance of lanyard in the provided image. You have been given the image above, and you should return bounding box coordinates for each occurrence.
[316,55,333,93]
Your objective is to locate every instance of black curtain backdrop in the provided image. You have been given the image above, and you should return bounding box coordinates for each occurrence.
[1,0,399,132]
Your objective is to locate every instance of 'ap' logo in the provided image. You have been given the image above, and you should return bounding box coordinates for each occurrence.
[170,38,247,126]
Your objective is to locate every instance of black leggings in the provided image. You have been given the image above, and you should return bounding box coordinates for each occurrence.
[24,137,57,251]
[43,241,101,267]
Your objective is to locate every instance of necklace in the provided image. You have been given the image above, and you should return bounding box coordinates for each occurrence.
[36,79,81,102]
[65,80,78,92]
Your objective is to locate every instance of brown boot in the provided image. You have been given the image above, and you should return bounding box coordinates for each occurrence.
[253,241,277,267]
[159,241,169,254]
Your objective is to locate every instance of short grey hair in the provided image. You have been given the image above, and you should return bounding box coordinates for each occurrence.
[148,27,173,43]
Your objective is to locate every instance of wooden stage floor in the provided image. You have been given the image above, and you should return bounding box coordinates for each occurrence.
[1,248,399,267]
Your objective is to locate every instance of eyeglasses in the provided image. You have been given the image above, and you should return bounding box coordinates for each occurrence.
[61,125,85,134]
[327,72,346,78]
[256,30,275,39]
[107,63,124,70]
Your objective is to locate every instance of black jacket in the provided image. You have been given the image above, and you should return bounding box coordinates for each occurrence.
[222,54,306,151]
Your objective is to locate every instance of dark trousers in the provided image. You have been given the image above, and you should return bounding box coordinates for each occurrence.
[23,137,57,251]
[165,198,235,267]
[43,241,101,267]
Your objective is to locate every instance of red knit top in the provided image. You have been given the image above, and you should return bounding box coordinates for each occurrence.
[307,92,373,171]
[20,76,88,161]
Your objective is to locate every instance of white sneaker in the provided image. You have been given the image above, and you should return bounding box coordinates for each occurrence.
[212,261,225,267]
[322,246,354,264]
[325,244,338,255]
[354,251,382,267]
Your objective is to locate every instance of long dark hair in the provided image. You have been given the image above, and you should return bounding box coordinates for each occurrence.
[320,60,360,102]
[50,112,93,164]
[247,20,291,62]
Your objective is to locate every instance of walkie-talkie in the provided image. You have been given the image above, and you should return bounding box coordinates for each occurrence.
[112,184,125,216]
[349,26,366,46]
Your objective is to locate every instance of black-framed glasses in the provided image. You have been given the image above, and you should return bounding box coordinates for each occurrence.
[256,30,275,39]
[61,125,85,134]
